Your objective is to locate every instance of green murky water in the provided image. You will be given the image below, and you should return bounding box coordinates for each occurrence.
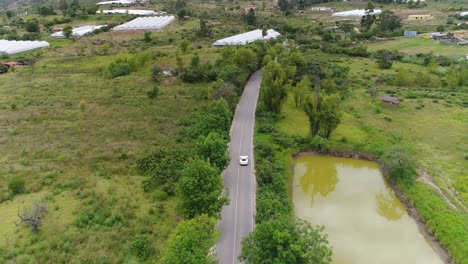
[293,155,444,264]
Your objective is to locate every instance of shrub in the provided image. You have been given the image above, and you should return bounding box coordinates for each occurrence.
[8,177,25,195]
[107,61,132,78]
[79,100,87,112]
[130,235,153,259]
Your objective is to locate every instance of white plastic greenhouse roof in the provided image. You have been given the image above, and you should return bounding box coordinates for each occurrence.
[213,29,281,46]
[0,40,49,55]
[97,0,135,5]
[99,9,159,15]
[460,12,468,17]
[112,16,175,31]
[51,25,106,38]
[332,9,382,17]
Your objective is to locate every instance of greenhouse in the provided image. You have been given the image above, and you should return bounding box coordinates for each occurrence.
[332,9,382,17]
[96,0,135,5]
[213,29,281,46]
[51,25,107,38]
[99,9,158,15]
[112,16,175,31]
[0,40,50,55]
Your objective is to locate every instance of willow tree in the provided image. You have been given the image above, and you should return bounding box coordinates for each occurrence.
[294,75,311,108]
[304,77,341,138]
[304,77,321,136]
[319,94,341,139]
[261,61,287,114]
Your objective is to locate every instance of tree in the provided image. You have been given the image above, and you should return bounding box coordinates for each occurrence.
[24,20,40,33]
[318,94,341,139]
[143,31,152,43]
[179,38,190,54]
[178,159,228,219]
[436,25,445,33]
[381,145,417,184]
[245,8,256,26]
[15,203,48,233]
[376,10,402,32]
[198,19,212,37]
[374,49,393,69]
[339,23,354,39]
[38,6,54,16]
[8,177,25,195]
[63,25,73,39]
[360,3,376,31]
[6,10,14,19]
[234,48,258,72]
[240,217,332,264]
[304,77,321,136]
[162,215,218,264]
[59,0,69,11]
[70,0,80,8]
[130,235,153,259]
[196,132,229,170]
[261,61,288,114]
[138,146,190,194]
[293,75,311,108]
[278,0,289,12]
[176,49,184,76]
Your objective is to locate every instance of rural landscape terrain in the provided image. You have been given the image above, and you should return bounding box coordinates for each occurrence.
[0,0,467,263]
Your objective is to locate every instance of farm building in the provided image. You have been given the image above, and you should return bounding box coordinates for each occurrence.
[97,0,135,5]
[213,29,280,46]
[0,40,50,55]
[381,96,400,107]
[4,61,20,68]
[459,12,468,17]
[112,16,175,31]
[51,25,106,38]
[310,7,333,12]
[407,15,432,20]
[244,5,256,14]
[99,9,164,15]
[332,9,382,17]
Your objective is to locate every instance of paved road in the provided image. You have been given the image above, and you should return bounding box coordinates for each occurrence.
[217,70,262,264]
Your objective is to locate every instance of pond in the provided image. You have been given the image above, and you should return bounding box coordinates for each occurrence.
[292,155,444,264]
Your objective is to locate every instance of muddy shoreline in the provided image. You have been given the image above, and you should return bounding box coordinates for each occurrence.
[290,151,454,264]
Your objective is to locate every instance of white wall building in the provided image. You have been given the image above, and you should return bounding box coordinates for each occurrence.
[332,9,382,17]
[112,16,175,31]
[213,29,281,46]
[51,25,106,38]
[0,40,49,55]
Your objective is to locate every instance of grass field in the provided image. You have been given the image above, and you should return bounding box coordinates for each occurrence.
[0,16,226,261]
[367,37,468,58]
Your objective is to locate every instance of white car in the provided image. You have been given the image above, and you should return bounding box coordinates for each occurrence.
[239,156,249,166]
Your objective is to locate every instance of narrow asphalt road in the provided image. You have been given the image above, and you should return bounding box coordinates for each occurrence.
[217,70,262,264]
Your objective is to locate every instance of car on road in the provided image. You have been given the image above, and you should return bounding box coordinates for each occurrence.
[239,156,249,166]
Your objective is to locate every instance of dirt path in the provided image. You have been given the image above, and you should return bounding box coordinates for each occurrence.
[417,169,467,213]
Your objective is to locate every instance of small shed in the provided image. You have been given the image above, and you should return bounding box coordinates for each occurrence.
[244,5,256,14]
[407,15,432,20]
[381,96,400,107]
[4,61,20,68]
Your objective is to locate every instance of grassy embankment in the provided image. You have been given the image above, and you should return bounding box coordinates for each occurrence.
[0,14,230,262]
[275,44,467,263]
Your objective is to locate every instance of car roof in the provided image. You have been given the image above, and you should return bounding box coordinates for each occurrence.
[240,156,248,159]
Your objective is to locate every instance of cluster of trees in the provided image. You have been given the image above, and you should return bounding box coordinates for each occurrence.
[261,42,344,139]
[240,113,333,263]
[105,52,153,78]
[361,4,402,33]
[177,42,267,94]
[138,98,233,262]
